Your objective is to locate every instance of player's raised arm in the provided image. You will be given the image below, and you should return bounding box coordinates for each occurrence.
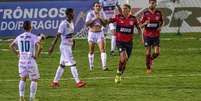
[48,32,61,55]
[9,39,19,57]
[116,2,122,14]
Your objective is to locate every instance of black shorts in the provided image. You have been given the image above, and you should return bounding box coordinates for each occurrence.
[144,36,160,47]
[116,41,133,58]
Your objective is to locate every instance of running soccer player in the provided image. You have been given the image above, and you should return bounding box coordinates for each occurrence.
[86,2,108,71]
[99,0,118,56]
[140,0,164,74]
[109,4,142,83]
[48,8,86,88]
[9,21,41,101]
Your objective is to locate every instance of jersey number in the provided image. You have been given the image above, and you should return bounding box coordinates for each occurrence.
[20,41,30,52]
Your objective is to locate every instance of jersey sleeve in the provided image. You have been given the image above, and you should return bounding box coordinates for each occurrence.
[58,22,64,34]
[85,12,92,23]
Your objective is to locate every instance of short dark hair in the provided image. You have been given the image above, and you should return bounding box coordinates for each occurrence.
[65,8,74,15]
[123,4,131,10]
[23,20,31,31]
[93,1,100,7]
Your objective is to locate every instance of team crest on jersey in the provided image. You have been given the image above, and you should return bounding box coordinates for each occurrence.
[129,21,134,25]
[156,16,160,20]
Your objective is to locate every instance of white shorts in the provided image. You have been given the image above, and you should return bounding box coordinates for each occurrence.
[18,59,40,80]
[88,31,104,43]
[60,45,76,66]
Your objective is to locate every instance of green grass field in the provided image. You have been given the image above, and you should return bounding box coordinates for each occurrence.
[0,33,201,101]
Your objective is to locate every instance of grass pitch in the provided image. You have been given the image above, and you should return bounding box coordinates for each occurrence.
[0,33,201,101]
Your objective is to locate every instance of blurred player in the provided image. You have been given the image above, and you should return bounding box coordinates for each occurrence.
[48,8,86,88]
[109,4,142,83]
[86,2,108,71]
[99,0,118,56]
[140,0,164,74]
[9,21,41,101]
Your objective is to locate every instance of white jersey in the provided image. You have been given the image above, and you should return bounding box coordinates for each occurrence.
[14,32,39,62]
[99,0,118,18]
[58,20,74,46]
[86,10,107,27]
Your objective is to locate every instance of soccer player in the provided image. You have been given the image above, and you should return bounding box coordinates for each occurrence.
[109,4,142,83]
[48,8,86,88]
[99,0,118,56]
[140,0,164,74]
[86,2,108,71]
[9,21,41,101]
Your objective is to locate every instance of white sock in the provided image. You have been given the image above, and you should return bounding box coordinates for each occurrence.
[53,66,65,82]
[19,80,25,97]
[101,52,107,69]
[30,81,37,98]
[88,53,94,69]
[111,35,116,51]
[70,66,80,83]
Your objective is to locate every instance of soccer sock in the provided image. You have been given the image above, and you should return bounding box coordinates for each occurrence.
[111,35,116,51]
[88,53,94,68]
[146,54,151,69]
[70,66,80,83]
[30,81,37,99]
[152,53,159,59]
[19,80,25,97]
[101,52,107,68]
[53,66,65,82]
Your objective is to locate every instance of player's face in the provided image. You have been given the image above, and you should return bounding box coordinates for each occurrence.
[149,1,157,9]
[94,3,102,12]
[67,11,74,20]
[122,5,130,16]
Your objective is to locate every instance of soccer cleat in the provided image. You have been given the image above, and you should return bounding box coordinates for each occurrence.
[19,96,25,101]
[103,67,109,71]
[146,69,152,74]
[110,51,115,56]
[51,81,60,89]
[29,97,39,101]
[89,66,94,71]
[114,72,122,83]
[76,80,86,88]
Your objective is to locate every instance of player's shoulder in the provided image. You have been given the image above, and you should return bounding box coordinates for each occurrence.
[155,9,162,15]
[143,9,151,15]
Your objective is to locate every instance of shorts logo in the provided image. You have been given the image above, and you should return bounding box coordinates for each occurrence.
[119,48,122,51]
[145,42,148,46]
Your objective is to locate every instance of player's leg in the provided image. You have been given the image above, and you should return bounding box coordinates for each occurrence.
[65,45,86,88]
[110,23,116,56]
[145,47,152,74]
[19,77,26,101]
[151,37,160,60]
[144,37,152,74]
[29,61,40,101]
[98,33,108,71]
[18,65,27,101]
[88,32,96,71]
[51,46,66,88]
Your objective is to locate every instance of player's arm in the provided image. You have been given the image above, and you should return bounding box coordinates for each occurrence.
[9,40,19,57]
[157,11,164,31]
[136,23,144,44]
[35,42,41,59]
[85,12,98,27]
[116,2,122,14]
[48,33,61,55]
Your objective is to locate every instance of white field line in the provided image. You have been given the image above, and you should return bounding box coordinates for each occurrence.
[1,74,201,82]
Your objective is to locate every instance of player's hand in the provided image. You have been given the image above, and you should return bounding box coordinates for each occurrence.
[157,27,161,31]
[140,38,144,45]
